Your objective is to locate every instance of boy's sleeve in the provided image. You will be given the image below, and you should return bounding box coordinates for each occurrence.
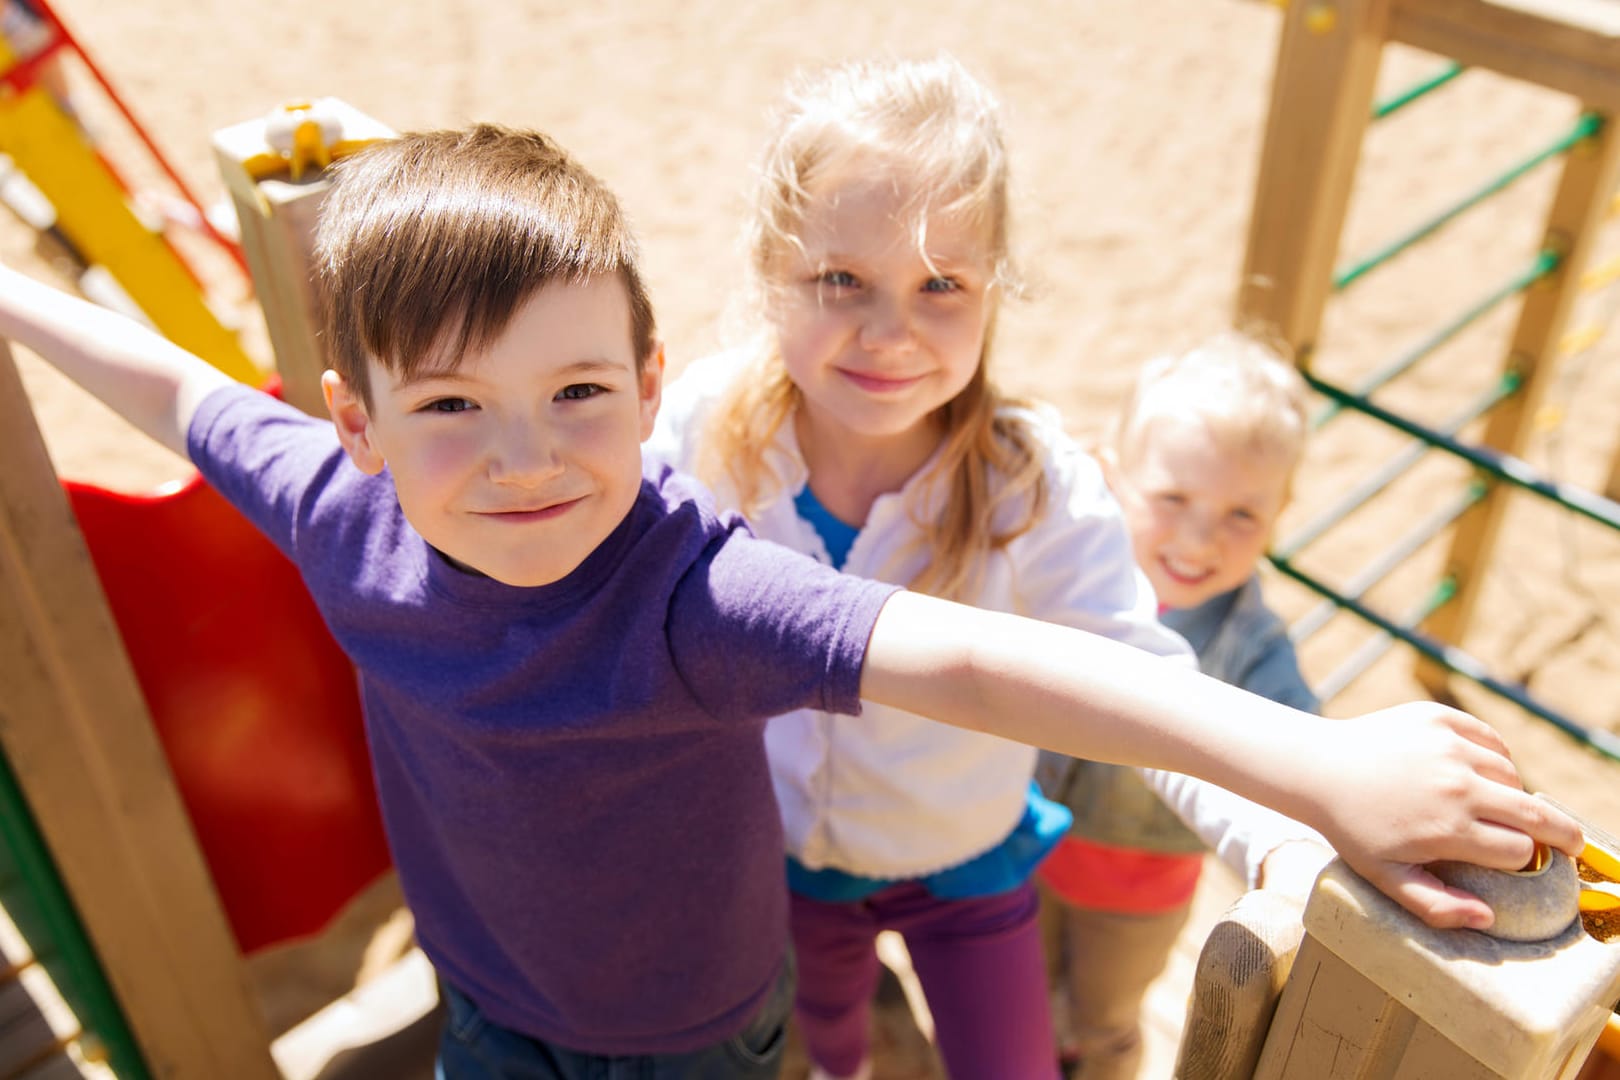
[1140,769,1328,887]
[185,382,348,563]
[665,527,899,722]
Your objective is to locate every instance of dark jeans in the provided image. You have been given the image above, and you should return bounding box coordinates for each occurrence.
[435,952,794,1079]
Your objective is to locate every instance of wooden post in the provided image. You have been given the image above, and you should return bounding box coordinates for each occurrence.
[213,100,394,418]
[1237,0,1391,360]
[0,340,279,1078]
[1416,109,1620,694]
[1254,861,1620,1079]
[1174,890,1307,1080]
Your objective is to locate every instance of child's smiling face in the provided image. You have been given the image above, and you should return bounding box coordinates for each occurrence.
[323,276,662,587]
[1108,410,1293,611]
[768,173,993,456]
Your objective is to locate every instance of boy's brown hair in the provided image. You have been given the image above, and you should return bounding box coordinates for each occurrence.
[314,124,657,406]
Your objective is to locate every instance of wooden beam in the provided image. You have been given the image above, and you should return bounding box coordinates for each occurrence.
[0,340,278,1078]
[1237,0,1391,359]
[213,101,394,419]
[1255,861,1620,1078]
[1391,0,1620,112]
[1417,110,1620,693]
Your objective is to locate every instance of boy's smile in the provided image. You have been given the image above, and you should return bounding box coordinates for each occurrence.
[1108,411,1291,611]
[323,276,662,587]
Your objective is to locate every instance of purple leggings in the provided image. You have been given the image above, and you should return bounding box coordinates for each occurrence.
[789,880,1059,1079]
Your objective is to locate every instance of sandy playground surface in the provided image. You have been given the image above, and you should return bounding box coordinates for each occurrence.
[8,0,1620,1076]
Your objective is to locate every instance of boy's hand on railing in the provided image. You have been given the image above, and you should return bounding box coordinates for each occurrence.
[1303,703,1582,931]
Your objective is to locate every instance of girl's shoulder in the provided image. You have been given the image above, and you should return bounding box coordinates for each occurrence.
[991,399,1108,499]
[647,346,761,468]
[661,347,758,418]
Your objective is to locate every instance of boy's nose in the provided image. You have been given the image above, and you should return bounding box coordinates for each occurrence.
[1176,512,1218,553]
[488,424,565,486]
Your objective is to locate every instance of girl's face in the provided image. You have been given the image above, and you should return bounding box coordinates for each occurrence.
[768,175,994,453]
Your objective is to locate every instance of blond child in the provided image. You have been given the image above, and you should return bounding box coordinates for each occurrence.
[1037,332,1321,1080]
[645,57,1499,1080]
[0,124,1574,1080]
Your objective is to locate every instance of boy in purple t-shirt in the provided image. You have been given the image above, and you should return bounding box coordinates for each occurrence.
[0,125,1579,1078]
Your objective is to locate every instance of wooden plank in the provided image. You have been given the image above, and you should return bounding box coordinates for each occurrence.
[0,340,277,1078]
[1253,935,1399,1078]
[1237,0,1390,360]
[1480,0,1620,37]
[213,169,331,419]
[1255,861,1620,1079]
[1417,110,1620,692]
[212,101,395,419]
[1391,0,1620,112]
[1391,1021,1503,1079]
[1174,889,1305,1079]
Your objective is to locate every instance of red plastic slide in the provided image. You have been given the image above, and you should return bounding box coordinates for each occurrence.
[65,467,391,954]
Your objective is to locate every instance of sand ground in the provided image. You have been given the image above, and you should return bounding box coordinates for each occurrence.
[7,1,1620,1076]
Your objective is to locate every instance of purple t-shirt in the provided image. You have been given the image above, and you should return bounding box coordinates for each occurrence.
[188,385,897,1053]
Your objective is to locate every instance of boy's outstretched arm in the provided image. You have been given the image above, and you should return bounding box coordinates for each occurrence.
[0,265,234,458]
[861,590,1583,931]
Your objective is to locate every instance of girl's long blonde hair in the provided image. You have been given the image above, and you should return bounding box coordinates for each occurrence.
[698,55,1048,601]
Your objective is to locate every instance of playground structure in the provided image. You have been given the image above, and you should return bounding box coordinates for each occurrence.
[1,3,1620,1079]
[0,0,259,386]
[1240,0,1620,765]
[1169,2,1620,1077]
[0,84,395,1079]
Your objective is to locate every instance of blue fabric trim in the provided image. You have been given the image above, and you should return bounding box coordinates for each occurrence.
[792,485,859,570]
[786,783,1072,902]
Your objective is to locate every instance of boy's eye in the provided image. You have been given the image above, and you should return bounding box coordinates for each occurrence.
[1154,492,1186,508]
[1229,508,1259,527]
[556,383,606,401]
[817,269,858,290]
[423,397,474,413]
[922,276,960,294]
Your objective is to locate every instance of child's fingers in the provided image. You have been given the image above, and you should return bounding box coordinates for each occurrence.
[1435,715,1585,857]
[1529,792,1587,857]
[1430,786,1582,867]
[1446,819,1537,872]
[1499,790,1585,857]
[1435,706,1513,759]
[1362,863,1496,931]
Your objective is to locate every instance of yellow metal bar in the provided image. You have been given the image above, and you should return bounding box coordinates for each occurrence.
[1560,322,1604,355]
[0,53,260,384]
[1581,252,1620,291]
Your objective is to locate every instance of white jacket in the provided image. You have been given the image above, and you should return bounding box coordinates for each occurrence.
[647,350,1323,885]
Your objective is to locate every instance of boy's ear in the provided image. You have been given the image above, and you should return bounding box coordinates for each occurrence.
[637,341,666,440]
[321,369,387,476]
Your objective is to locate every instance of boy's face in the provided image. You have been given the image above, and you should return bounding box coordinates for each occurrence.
[1106,411,1291,611]
[323,276,663,588]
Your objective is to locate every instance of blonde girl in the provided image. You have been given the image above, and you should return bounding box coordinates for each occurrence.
[647,55,1316,1080]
